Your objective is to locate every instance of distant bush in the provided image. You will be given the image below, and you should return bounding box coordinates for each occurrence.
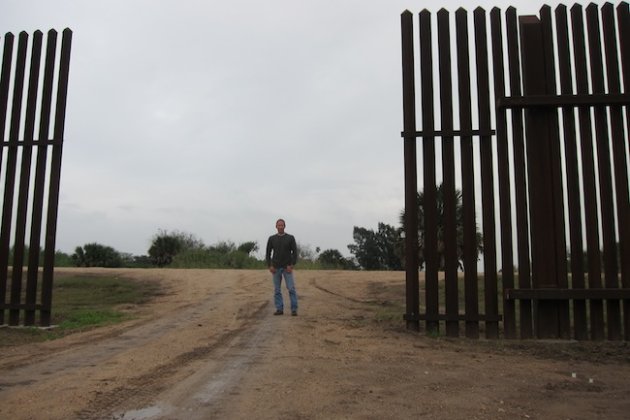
[72,243,123,268]
[120,253,153,268]
[55,251,73,267]
[318,249,358,270]
[148,230,203,267]
[8,246,74,267]
[170,248,264,269]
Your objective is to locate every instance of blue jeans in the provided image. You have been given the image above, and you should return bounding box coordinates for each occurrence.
[272,268,298,312]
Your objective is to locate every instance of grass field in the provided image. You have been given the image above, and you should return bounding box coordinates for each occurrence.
[0,273,162,346]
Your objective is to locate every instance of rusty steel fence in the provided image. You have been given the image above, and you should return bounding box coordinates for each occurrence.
[0,29,72,327]
[401,3,630,340]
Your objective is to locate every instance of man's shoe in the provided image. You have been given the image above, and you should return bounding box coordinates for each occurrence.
[291,310,297,316]
[274,310,284,315]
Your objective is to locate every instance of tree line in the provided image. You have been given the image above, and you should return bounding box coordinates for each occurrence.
[49,183,618,271]
[14,185,486,270]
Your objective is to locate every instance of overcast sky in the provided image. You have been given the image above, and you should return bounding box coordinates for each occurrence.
[1,0,603,258]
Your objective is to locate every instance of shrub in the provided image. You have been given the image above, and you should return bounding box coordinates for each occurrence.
[72,243,123,268]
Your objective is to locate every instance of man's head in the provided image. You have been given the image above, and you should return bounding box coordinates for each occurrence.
[276,219,286,235]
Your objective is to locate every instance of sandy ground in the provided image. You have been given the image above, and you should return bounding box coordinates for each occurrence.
[1,268,629,420]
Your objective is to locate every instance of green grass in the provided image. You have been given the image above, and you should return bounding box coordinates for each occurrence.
[0,273,162,346]
[374,303,403,323]
[58,309,126,328]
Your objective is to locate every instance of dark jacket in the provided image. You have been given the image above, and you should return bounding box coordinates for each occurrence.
[265,233,297,268]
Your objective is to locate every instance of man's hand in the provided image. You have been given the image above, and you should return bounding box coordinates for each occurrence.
[286,265,293,273]
[269,266,277,274]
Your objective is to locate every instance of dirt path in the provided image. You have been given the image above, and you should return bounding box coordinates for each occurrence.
[1,268,629,419]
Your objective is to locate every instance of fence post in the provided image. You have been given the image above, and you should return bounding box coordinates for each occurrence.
[0,29,72,327]
[519,15,566,339]
[41,29,72,326]
[401,11,420,331]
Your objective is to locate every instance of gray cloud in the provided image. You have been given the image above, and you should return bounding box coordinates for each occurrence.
[2,0,577,256]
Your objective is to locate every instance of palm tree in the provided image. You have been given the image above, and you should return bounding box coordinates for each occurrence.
[400,183,483,270]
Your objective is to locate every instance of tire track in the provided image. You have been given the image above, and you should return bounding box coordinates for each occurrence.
[75,302,269,420]
[97,301,275,420]
[310,277,376,305]
[0,289,229,388]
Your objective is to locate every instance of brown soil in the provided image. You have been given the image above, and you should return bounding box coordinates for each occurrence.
[1,268,629,420]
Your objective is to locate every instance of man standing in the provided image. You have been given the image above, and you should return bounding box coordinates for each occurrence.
[265,218,298,316]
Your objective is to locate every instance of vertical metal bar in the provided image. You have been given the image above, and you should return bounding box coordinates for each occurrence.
[490,7,516,339]
[586,4,621,340]
[0,35,14,178]
[540,6,571,339]
[455,8,479,339]
[5,32,29,326]
[0,33,14,326]
[438,9,459,338]
[616,1,630,341]
[602,3,630,342]
[520,15,563,339]
[506,7,533,339]
[571,4,604,340]
[17,31,43,326]
[401,11,420,332]
[28,30,57,326]
[419,10,439,335]
[555,5,588,340]
[474,7,499,339]
[619,2,630,155]
[41,28,72,326]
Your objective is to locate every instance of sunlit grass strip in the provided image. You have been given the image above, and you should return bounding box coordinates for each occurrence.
[0,273,162,346]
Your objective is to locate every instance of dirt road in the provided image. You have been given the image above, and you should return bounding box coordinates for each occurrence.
[1,268,629,419]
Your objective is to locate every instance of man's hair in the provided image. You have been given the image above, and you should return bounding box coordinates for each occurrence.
[276,218,286,225]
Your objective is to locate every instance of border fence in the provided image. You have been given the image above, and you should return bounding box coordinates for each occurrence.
[0,29,72,327]
[401,3,629,340]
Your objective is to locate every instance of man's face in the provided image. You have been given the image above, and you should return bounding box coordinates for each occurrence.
[276,220,286,234]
